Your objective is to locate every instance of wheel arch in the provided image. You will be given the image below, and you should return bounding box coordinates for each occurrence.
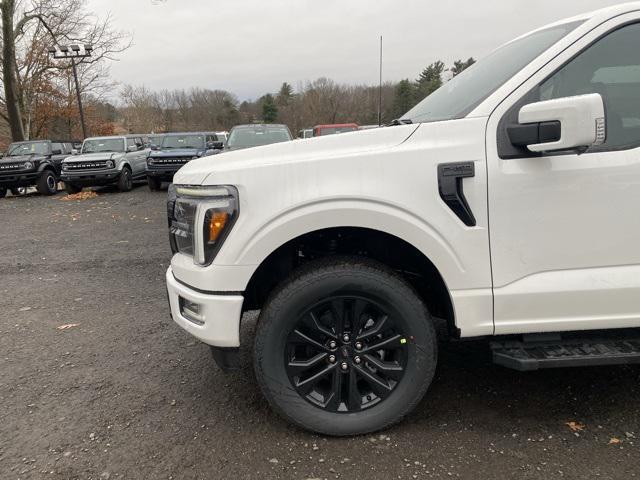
[243,226,458,337]
[37,162,56,174]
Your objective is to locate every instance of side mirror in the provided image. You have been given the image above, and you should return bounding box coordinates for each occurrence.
[212,141,224,150]
[127,145,137,152]
[71,149,78,155]
[508,93,606,153]
[51,149,62,155]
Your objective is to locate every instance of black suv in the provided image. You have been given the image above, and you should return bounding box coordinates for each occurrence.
[146,132,223,190]
[0,140,73,198]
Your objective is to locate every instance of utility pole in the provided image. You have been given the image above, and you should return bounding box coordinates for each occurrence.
[48,44,93,139]
[70,58,87,139]
[378,36,383,127]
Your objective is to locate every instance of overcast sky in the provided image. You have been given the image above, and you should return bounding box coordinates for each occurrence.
[86,0,624,101]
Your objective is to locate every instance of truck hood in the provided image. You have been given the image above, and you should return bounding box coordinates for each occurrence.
[64,152,123,163]
[174,124,419,185]
[1,154,46,164]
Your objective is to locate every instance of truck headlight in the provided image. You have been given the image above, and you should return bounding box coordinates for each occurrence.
[105,160,115,168]
[24,161,33,169]
[168,185,239,266]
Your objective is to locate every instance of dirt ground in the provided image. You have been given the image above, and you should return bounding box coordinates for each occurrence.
[1,185,639,480]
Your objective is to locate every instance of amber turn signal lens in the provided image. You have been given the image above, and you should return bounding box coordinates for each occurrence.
[208,212,228,243]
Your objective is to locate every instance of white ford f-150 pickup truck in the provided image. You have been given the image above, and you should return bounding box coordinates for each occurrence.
[165,3,640,435]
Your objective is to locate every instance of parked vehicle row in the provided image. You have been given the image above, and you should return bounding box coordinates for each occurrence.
[1,121,365,197]
[0,124,294,197]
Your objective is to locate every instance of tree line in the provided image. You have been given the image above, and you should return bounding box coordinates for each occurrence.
[118,58,475,136]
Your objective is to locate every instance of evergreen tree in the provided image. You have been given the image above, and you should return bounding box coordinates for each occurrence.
[261,94,278,123]
[276,82,293,106]
[392,79,416,118]
[415,61,445,101]
[451,57,476,77]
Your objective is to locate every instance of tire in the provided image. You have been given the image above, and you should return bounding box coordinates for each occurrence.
[64,182,82,194]
[36,170,57,195]
[11,187,26,196]
[0,188,6,198]
[118,167,133,192]
[147,176,162,191]
[254,256,438,436]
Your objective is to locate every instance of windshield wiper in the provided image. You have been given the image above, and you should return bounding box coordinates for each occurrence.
[387,118,413,126]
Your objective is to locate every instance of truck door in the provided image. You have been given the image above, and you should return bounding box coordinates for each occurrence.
[486,19,640,335]
[125,137,144,176]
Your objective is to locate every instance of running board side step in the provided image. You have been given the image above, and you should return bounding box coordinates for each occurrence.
[491,334,640,371]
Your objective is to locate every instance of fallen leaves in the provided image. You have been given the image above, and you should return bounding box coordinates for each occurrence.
[61,191,98,201]
[566,421,586,432]
[57,323,80,330]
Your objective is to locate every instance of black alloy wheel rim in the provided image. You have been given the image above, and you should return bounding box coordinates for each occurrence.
[46,174,56,191]
[285,295,408,413]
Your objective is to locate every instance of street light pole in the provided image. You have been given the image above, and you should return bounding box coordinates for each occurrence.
[48,44,93,140]
[70,58,87,139]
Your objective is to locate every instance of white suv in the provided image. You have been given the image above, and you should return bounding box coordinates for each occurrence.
[165,3,640,436]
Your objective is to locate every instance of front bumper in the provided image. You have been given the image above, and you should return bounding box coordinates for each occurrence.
[61,169,120,186]
[146,166,177,181]
[0,171,40,187]
[166,267,244,347]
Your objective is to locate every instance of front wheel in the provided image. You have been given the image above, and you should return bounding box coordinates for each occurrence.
[36,170,58,195]
[254,257,437,436]
[118,167,133,192]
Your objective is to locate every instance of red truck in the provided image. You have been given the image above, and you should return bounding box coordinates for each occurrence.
[313,123,359,136]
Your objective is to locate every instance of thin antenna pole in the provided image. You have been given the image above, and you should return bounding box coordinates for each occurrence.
[378,36,383,126]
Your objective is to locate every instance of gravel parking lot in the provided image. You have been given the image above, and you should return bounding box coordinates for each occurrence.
[1,186,640,480]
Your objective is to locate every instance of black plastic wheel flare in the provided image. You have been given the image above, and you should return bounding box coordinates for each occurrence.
[285,295,408,413]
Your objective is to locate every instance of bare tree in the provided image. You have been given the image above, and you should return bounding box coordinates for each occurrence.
[0,0,130,141]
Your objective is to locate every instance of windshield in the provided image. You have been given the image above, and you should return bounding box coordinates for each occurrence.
[82,138,125,154]
[149,135,164,147]
[8,142,49,156]
[161,135,205,150]
[227,126,292,148]
[403,21,584,124]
